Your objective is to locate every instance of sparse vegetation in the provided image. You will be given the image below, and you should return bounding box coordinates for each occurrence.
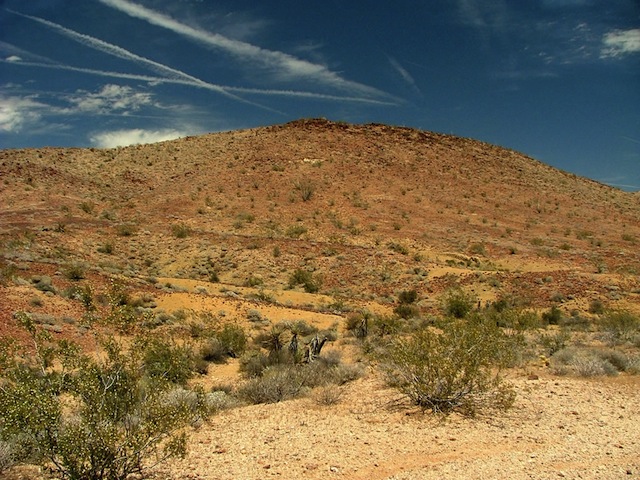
[1,119,640,478]
[0,313,210,480]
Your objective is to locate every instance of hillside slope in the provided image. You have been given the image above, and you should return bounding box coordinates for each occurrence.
[1,119,640,479]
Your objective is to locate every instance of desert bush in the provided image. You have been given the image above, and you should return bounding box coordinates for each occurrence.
[32,275,55,293]
[0,318,209,480]
[0,440,15,474]
[393,303,419,320]
[200,337,227,363]
[236,365,308,404]
[115,223,137,236]
[379,316,517,415]
[288,268,322,293]
[216,323,248,358]
[244,275,264,287]
[371,315,403,337]
[97,241,114,254]
[171,223,192,238]
[551,347,627,376]
[398,289,418,305]
[78,201,94,214]
[139,337,196,385]
[312,385,343,406]
[236,357,359,405]
[542,306,563,325]
[239,350,273,378]
[293,179,315,202]
[588,298,605,314]
[344,311,370,338]
[442,288,477,319]
[288,319,319,336]
[538,330,571,356]
[599,310,640,344]
[491,308,542,331]
[63,263,87,281]
[285,224,308,238]
[387,242,409,255]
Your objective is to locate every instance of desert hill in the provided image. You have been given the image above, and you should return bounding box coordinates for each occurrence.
[1,118,639,311]
[1,119,639,479]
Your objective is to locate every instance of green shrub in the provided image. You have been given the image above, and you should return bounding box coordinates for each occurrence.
[0,318,209,480]
[116,223,137,237]
[97,241,114,254]
[371,315,403,337]
[216,323,247,358]
[244,275,264,287]
[442,288,477,319]
[285,224,308,238]
[344,312,371,339]
[236,359,361,405]
[236,365,308,404]
[398,289,418,304]
[288,268,321,293]
[239,350,272,378]
[542,306,563,325]
[588,298,605,314]
[79,201,94,214]
[491,308,542,330]
[139,337,196,385]
[63,263,87,281]
[538,330,570,356]
[600,310,640,344]
[171,223,192,238]
[393,304,418,320]
[379,317,517,415]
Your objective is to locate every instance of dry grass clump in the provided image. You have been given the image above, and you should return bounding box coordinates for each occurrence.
[551,347,632,377]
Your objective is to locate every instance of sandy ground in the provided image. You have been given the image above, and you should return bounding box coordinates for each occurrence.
[153,371,640,480]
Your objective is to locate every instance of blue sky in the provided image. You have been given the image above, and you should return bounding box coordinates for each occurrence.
[1,0,639,190]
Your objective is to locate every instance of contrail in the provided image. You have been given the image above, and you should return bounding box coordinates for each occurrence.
[226,87,398,106]
[2,59,391,107]
[0,58,284,114]
[98,0,394,99]
[6,9,252,105]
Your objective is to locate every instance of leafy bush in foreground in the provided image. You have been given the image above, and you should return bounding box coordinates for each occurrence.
[379,316,518,415]
[0,313,210,480]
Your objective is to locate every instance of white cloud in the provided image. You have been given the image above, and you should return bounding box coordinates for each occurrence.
[601,29,640,58]
[0,96,46,133]
[90,128,189,148]
[5,55,22,62]
[68,84,154,114]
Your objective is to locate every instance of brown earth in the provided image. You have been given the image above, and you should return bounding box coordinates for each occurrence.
[1,118,639,479]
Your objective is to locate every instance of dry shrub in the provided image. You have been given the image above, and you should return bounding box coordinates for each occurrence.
[551,347,628,377]
[312,385,343,406]
[379,316,518,415]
